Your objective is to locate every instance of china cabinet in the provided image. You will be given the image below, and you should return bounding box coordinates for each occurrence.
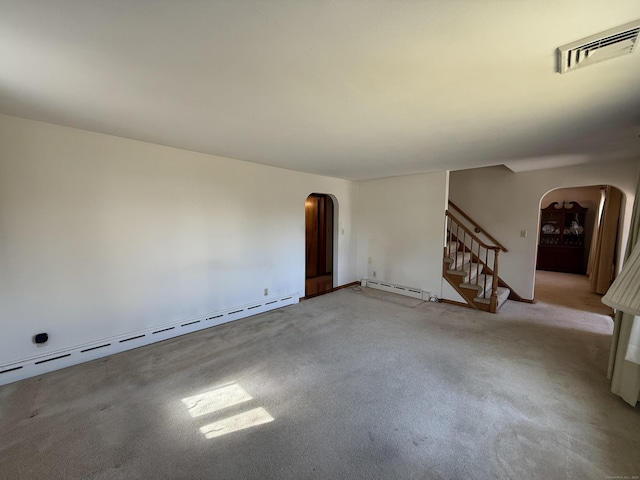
[537,201,588,274]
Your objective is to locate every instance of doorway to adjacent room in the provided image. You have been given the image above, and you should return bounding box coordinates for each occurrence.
[305,194,334,298]
[535,184,624,314]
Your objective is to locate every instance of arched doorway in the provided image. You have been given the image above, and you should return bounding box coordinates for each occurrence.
[305,194,334,298]
[534,184,624,314]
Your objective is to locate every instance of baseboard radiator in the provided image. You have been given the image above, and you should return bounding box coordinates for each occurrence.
[0,293,299,387]
[364,279,429,300]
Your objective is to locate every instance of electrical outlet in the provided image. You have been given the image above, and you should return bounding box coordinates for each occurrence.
[520,230,527,238]
[264,288,268,296]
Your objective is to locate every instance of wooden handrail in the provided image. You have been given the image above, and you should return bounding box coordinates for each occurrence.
[446,211,501,252]
[448,201,508,252]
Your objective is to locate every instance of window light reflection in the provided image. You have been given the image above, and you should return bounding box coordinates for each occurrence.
[199,407,274,439]
[181,383,252,418]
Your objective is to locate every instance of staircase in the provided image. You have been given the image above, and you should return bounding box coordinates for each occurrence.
[443,203,518,313]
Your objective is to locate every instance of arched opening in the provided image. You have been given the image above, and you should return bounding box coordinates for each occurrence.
[305,194,335,298]
[534,185,625,314]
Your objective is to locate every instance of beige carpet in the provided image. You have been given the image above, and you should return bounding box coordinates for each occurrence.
[0,286,638,479]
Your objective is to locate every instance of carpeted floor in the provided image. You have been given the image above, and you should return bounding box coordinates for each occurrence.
[0,286,638,479]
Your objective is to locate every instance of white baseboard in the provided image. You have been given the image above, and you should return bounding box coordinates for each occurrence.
[0,293,299,386]
[364,279,428,300]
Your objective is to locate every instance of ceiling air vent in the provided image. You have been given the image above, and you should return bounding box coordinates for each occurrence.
[558,19,640,73]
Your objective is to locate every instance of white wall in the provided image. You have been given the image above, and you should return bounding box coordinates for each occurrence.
[356,172,449,297]
[449,160,640,300]
[0,115,358,366]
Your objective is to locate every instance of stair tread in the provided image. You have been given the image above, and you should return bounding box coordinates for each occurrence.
[444,227,511,312]
[465,263,483,281]
[444,251,472,269]
[474,287,510,310]
[461,273,492,290]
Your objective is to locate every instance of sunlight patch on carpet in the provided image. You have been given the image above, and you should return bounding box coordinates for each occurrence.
[199,407,274,439]
[182,382,274,439]
[181,383,252,418]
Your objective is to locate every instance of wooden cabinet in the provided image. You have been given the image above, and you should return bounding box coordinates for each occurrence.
[537,202,588,274]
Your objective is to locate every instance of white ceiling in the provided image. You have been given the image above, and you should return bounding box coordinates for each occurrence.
[1,1,639,180]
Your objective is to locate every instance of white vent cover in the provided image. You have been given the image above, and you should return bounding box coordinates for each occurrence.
[558,19,640,73]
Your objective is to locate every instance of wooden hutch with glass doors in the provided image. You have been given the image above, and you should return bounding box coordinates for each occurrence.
[537,201,588,274]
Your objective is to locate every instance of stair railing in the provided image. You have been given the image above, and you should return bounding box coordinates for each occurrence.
[448,200,508,252]
[445,210,501,311]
